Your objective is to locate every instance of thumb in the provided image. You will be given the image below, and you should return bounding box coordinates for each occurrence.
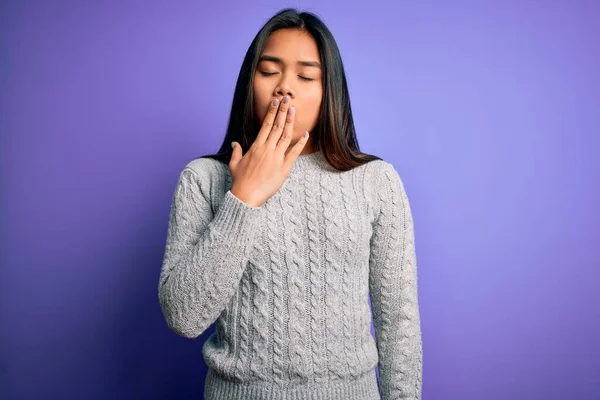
[229,141,242,171]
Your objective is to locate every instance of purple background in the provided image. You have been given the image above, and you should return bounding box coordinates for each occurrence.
[1,1,599,399]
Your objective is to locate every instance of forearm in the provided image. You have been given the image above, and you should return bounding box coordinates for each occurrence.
[159,189,261,338]
[368,160,423,399]
[372,289,422,399]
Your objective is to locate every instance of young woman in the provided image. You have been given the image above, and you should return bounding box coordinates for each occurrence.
[158,8,422,400]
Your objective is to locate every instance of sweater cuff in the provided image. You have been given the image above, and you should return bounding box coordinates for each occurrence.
[210,190,262,241]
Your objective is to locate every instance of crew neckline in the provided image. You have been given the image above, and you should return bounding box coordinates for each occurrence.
[290,150,332,173]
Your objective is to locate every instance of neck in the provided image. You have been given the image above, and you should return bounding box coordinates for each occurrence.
[290,149,332,173]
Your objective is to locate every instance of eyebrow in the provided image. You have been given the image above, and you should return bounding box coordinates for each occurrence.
[258,55,321,69]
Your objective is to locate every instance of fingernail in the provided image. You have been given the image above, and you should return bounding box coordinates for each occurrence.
[282,96,289,104]
[231,142,235,148]
[289,106,295,114]
[272,98,279,106]
[303,131,309,138]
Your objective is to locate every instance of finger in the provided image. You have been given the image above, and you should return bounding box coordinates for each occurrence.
[283,131,310,169]
[265,96,291,148]
[255,98,281,145]
[275,105,295,154]
[229,141,242,172]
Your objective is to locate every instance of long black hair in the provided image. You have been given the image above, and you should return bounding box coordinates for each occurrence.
[199,8,382,171]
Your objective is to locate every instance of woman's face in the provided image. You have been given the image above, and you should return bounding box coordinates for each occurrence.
[253,28,323,152]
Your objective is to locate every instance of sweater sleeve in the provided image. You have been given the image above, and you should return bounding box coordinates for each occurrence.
[368,161,423,399]
[158,164,262,339]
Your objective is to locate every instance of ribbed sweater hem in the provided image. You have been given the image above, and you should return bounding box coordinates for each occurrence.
[203,367,382,400]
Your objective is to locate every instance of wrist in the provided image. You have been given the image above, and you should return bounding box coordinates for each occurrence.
[230,186,262,208]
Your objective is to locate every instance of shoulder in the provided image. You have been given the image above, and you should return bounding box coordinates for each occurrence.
[173,156,230,199]
[362,158,394,177]
[362,158,408,215]
[183,156,228,176]
[362,158,402,191]
[180,156,229,184]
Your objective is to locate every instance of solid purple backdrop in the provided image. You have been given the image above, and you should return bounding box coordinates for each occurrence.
[1,1,598,399]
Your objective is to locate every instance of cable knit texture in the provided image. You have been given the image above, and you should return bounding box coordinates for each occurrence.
[158,150,422,400]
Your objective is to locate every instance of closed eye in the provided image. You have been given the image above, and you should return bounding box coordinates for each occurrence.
[259,71,315,82]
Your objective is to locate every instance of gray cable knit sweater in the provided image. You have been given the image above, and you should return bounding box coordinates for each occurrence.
[158,150,422,400]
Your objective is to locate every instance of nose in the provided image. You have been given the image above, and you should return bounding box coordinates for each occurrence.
[276,89,292,98]
[273,75,294,100]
